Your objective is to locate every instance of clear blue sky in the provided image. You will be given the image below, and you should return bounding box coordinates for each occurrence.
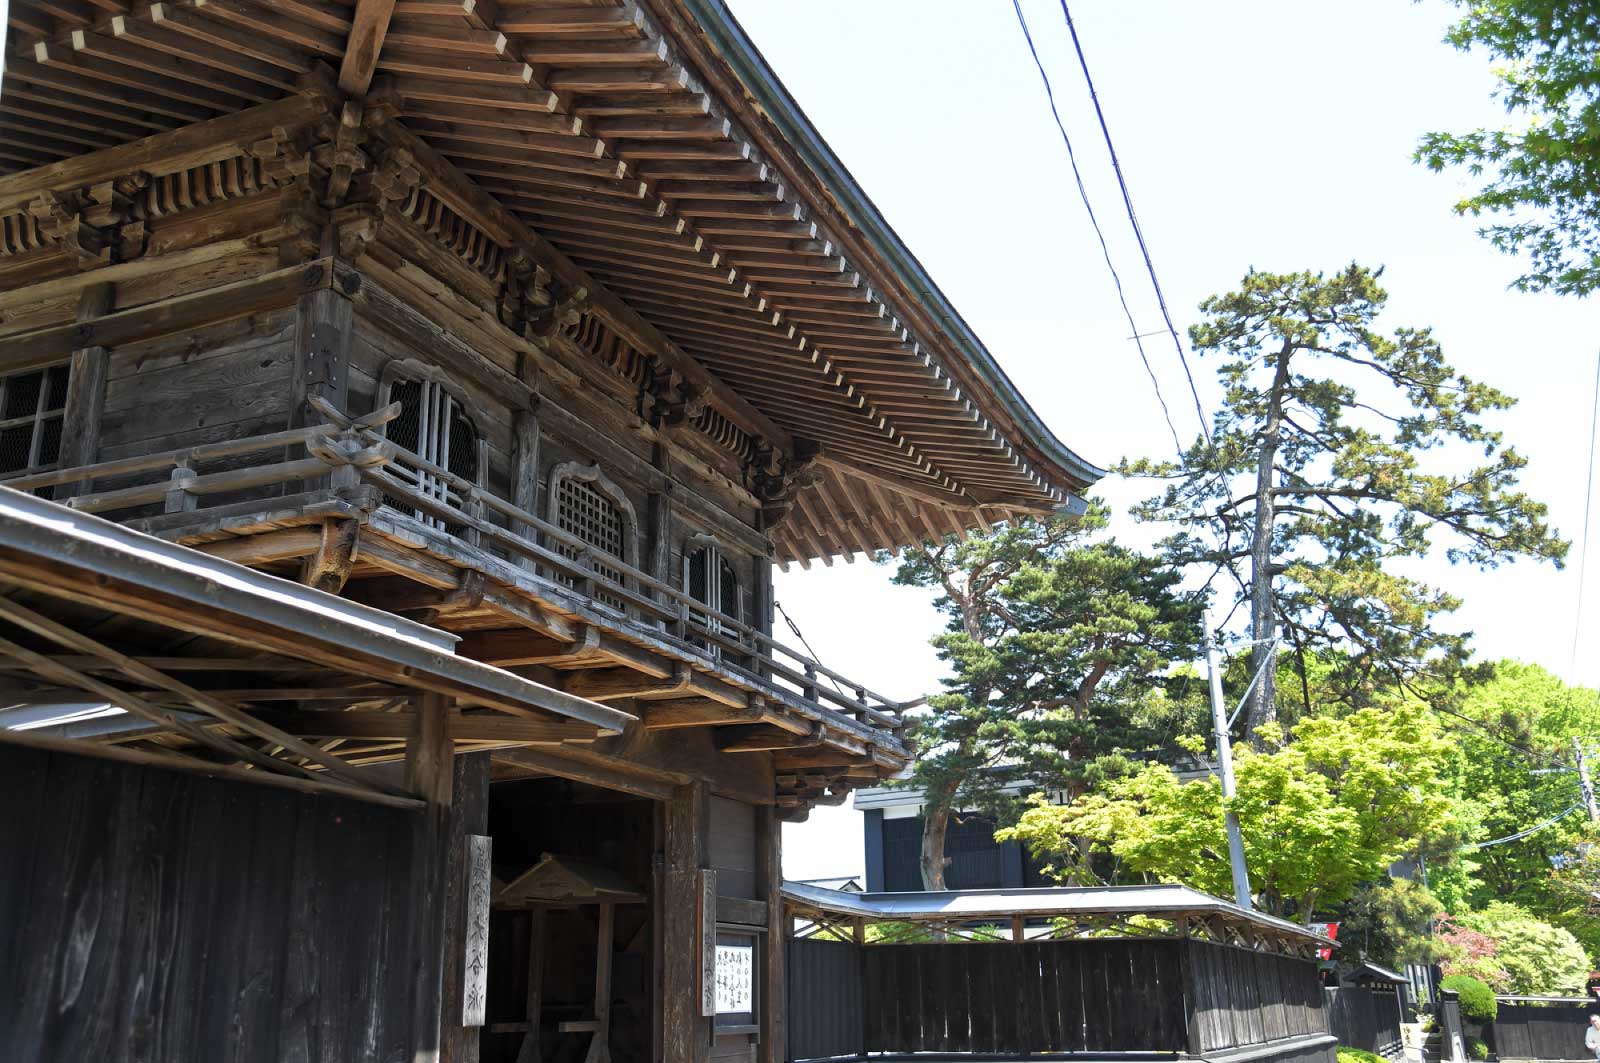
[737,0,1600,879]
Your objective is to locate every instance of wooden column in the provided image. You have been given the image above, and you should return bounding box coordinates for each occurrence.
[512,405,541,557]
[442,752,490,1063]
[407,691,453,1063]
[291,286,354,427]
[646,440,673,586]
[757,805,785,1063]
[661,781,709,1063]
[56,282,114,498]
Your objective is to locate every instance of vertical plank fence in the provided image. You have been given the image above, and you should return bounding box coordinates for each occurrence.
[787,934,1331,1061]
[1324,987,1403,1057]
[1490,1000,1595,1060]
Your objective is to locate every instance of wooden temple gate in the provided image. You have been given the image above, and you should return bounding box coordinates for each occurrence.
[0,0,1107,1060]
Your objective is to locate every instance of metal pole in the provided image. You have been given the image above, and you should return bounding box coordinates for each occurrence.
[1204,607,1254,910]
[1575,737,1599,823]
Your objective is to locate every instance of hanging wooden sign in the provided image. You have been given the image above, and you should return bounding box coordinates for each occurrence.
[462,833,492,1028]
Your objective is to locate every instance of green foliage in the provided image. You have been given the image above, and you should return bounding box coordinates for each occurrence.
[1339,879,1452,969]
[1452,903,1592,994]
[1418,1,1600,294]
[1121,266,1565,734]
[1449,664,1600,907]
[887,507,1203,887]
[998,703,1456,918]
[1339,1047,1385,1063]
[1468,1037,1490,1061]
[1441,975,1499,1022]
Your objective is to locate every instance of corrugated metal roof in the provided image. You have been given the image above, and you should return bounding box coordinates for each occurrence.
[782,880,1331,944]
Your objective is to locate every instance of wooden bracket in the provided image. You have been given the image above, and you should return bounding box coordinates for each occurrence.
[301,518,359,594]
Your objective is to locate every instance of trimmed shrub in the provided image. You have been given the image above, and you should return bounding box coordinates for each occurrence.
[1442,974,1499,1023]
[1468,1037,1490,1060]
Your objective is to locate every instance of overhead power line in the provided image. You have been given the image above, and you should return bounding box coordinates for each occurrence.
[1055,0,1212,448]
[1007,0,1184,457]
[1572,346,1600,673]
[1467,802,1582,850]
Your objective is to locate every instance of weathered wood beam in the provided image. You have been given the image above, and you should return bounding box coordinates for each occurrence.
[253,708,597,745]
[0,722,424,809]
[492,745,674,801]
[193,527,326,566]
[338,0,397,97]
[0,90,332,215]
[0,258,339,372]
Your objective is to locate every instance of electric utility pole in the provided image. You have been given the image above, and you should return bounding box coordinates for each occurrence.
[1575,737,1598,823]
[1204,607,1253,910]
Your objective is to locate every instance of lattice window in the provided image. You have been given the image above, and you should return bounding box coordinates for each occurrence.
[685,539,743,653]
[552,471,631,612]
[382,371,481,536]
[0,364,69,478]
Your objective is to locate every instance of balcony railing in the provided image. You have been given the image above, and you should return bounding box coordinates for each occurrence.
[2,409,914,746]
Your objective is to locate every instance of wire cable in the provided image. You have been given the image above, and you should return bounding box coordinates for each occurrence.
[1466,802,1582,850]
[1572,346,1600,673]
[773,600,846,696]
[1056,0,1212,447]
[1007,0,1184,457]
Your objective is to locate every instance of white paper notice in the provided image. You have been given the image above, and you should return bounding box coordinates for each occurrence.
[714,944,754,1014]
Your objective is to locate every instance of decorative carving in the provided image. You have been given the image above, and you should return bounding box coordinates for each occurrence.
[526,279,588,340]
[497,247,551,338]
[311,101,370,207]
[642,364,707,430]
[29,191,108,265]
[246,127,312,187]
[0,210,50,257]
[749,440,822,528]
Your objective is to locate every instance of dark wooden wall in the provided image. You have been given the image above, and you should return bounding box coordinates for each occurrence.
[0,743,418,1063]
[785,937,1329,1063]
[1324,987,1403,1057]
[862,938,1187,1057]
[784,938,862,1062]
[1489,1001,1593,1061]
[1185,941,1328,1053]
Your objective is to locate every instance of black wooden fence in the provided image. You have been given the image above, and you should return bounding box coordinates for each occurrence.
[1324,987,1403,1057]
[1490,1000,1595,1060]
[787,935,1331,1062]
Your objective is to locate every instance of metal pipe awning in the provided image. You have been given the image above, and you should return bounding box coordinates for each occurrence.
[782,881,1333,945]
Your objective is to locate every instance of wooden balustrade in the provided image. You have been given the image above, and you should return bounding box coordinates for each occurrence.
[1,420,912,738]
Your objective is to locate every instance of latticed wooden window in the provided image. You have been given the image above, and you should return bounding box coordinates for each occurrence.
[685,542,741,652]
[0,364,69,478]
[383,375,480,535]
[554,476,628,610]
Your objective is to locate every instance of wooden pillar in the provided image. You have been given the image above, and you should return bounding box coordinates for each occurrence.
[751,553,773,678]
[442,752,490,1063]
[407,692,453,1063]
[512,405,541,555]
[757,805,785,1063]
[56,282,114,498]
[646,440,673,591]
[661,781,709,1063]
[292,287,354,421]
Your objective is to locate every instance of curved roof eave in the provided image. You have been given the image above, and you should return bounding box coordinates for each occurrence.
[677,0,1108,492]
